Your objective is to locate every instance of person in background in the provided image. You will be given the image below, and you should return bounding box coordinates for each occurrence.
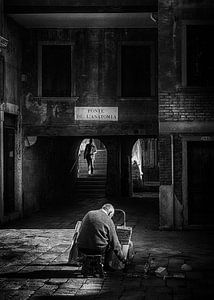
[77,203,126,271]
[84,138,97,175]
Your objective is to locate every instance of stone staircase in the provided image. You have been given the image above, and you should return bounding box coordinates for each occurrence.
[74,150,107,197]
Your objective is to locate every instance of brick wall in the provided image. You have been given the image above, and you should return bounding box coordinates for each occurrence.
[159,92,214,122]
[159,135,171,185]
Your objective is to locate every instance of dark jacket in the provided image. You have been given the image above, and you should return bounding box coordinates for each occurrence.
[84,143,96,159]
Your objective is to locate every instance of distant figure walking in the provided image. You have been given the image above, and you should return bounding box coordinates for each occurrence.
[84,138,97,175]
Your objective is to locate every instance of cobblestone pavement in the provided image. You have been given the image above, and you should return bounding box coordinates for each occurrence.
[0,196,214,299]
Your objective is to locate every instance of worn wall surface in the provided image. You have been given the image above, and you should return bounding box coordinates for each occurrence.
[21,28,158,137]
[159,0,214,229]
[3,17,23,106]
[0,12,24,223]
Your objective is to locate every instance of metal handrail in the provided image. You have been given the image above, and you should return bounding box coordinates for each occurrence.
[69,155,80,174]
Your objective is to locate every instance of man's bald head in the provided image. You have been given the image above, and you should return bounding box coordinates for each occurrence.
[102,204,115,218]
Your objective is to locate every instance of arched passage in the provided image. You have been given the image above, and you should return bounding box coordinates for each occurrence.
[131,138,159,195]
[74,138,107,197]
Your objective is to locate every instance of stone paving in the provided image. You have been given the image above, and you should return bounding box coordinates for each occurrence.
[0,196,214,299]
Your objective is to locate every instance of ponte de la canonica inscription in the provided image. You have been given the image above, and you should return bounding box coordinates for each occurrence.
[74,107,118,121]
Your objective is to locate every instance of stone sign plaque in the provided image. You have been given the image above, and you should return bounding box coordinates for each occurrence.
[75,107,118,121]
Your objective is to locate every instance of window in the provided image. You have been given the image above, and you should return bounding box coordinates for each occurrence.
[184,24,214,87]
[38,43,74,97]
[119,43,155,98]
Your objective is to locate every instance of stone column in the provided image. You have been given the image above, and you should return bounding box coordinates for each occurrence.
[0,105,4,222]
[121,151,132,198]
[121,138,135,198]
[104,137,121,196]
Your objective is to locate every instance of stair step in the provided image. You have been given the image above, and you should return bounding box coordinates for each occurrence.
[77,176,106,180]
[76,185,106,189]
[76,149,107,195]
[76,180,106,184]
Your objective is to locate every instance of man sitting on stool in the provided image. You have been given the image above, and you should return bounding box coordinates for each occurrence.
[77,203,126,271]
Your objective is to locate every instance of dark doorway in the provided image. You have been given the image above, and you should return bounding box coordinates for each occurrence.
[188,141,214,225]
[3,114,16,214]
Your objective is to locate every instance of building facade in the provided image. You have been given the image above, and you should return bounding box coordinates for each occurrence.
[0,0,213,228]
[159,0,214,229]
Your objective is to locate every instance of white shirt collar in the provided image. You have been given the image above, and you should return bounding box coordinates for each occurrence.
[101,208,108,215]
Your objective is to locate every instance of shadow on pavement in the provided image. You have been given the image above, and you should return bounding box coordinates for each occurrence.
[31,295,113,299]
[0,270,82,279]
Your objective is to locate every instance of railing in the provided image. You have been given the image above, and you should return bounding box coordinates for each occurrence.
[69,157,79,174]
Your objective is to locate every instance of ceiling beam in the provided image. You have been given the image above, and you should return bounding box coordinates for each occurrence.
[5,0,157,14]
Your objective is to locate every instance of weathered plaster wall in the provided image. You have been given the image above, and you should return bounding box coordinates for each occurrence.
[4,17,23,106]
[22,28,158,137]
[0,12,24,223]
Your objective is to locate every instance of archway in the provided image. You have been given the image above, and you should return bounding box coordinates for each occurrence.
[75,138,107,197]
[78,138,107,178]
[132,138,159,194]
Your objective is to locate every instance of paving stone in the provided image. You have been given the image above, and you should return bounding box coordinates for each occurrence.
[0,291,16,300]
[76,289,100,296]
[168,258,184,266]
[1,200,214,300]
[146,286,172,295]
[158,295,173,300]
[192,287,214,299]
[173,295,192,300]
[185,271,204,280]
[120,290,145,300]
[172,287,192,295]
[7,290,35,300]
[21,279,45,291]
[53,288,77,296]
[166,278,186,287]
[145,293,158,300]
[96,291,120,300]
[142,278,165,287]
[122,278,142,289]
[81,283,103,290]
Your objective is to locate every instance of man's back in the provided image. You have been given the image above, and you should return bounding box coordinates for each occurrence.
[77,209,120,252]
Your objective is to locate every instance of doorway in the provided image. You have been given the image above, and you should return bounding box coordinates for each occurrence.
[78,138,107,178]
[187,141,214,225]
[131,138,159,193]
[75,139,107,197]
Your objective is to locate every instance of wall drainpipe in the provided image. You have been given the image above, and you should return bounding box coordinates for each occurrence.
[171,134,175,229]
